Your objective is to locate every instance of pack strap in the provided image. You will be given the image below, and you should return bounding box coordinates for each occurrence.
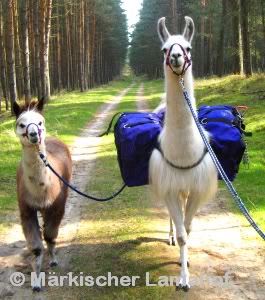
[98,112,122,137]
[155,142,208,170]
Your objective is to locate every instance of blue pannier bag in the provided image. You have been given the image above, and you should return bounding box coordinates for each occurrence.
[197,105,246,181]
[114,112,162,187]
[113,106,246,187]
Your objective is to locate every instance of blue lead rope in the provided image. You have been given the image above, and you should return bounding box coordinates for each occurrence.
[180,79,265,241]
[38,152,126,202]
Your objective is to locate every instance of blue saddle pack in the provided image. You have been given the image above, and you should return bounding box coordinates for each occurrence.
[113,106,247,187]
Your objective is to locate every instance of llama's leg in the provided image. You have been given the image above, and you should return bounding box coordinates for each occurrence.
[184,195,203,236]
[42,202,65,267]
[168,218,176,246]
[177,243,190,291]
[20,205,44,292]
[165,196,186,242]
[165,196,190,291]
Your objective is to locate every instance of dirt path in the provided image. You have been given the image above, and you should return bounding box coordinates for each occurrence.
[152,193,265,300]
[136,83,148,112]
[0,84,134,299]
[136,84,265,299]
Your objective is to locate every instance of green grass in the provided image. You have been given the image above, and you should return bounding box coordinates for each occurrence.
[0,78,132,232]
[195,74,265,230]
[142,79,164,110]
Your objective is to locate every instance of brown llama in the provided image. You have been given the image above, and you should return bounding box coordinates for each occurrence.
[13,98,72,292]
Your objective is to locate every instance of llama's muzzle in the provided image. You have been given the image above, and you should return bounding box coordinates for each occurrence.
[166,43,191,76]
[23,123,43,144]
[170,54,182,68]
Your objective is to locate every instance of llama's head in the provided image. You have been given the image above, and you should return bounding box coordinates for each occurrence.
[13,98,46,146]
[157,16,194,76]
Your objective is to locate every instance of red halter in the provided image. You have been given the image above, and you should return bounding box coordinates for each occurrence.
[165,43,191,76]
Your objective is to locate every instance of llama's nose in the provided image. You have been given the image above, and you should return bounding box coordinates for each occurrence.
[29,131,38,138]
[170,53,182,67]
[172,53,182,59]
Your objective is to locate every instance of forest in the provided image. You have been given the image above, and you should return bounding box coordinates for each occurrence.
[0,0,128,112]
[0,0,265,113]
[130,0,265,79]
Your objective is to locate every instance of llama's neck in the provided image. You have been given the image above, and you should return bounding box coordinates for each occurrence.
[22,142,51,188]
[164,68,196,129]
[161,68,205,161]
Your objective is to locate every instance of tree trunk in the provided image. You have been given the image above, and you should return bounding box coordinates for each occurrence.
[205,12,212,76]
[171,0,177,33]
[231,0,241,74]
[28,2,36,96]
[84,0,90,90]
[13,0,23,99]
[78,0,84,92]
[89,6,96,88]
[40,0,45,98]
[261,0,265,70]
[216,0,227,77]
[44,0,52,99]
[240,0,252,77]
[33,0,42,100]
[21,0,31,103]
[200,16,205,76]
[0,1,8,109]
[6,0,17,113]
[40,0,52,100]
[56,1,61,92]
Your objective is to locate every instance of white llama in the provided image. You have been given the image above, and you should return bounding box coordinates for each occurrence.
[149,16,218,291]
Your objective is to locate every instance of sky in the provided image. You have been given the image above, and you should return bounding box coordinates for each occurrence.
[121,0,143,34]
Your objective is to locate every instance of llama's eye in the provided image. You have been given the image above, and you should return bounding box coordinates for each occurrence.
[186,47,192,52]
[19,124,25,129]
[38,122,42,126]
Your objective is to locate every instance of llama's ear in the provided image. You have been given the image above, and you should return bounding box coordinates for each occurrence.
[183,16,195,43]
[13,101,21,119]
[157,17,170,44]
[37,97,45,112]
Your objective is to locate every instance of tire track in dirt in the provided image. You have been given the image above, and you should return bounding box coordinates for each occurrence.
[0,83,134,299]
[136,83,148,112]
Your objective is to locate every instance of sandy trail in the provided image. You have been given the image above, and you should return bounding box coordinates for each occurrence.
[136,83,148,112]
[152,192,265,300]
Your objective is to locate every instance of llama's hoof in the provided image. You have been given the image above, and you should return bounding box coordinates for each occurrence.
[176,284,190,292]
[176,284,182,291]
[32,286,41,293]
[168,236,176,246]
[177,261,190,268]
[50,261,58,267]
[182,284,190,292]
